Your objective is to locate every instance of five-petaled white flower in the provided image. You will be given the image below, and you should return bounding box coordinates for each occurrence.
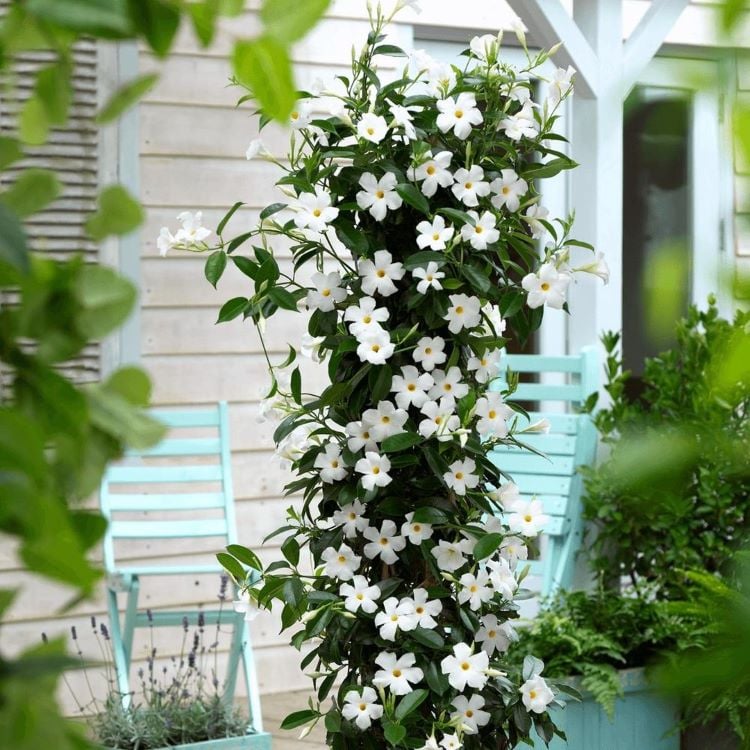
[573,251,610,284]
[332,499,370,538]
[363,520,406,564]
[413,335,447,371]
[340,575,382,614]
[355,452,393,491]
[490,169,528,212]
[521,262,571,310]
[363,400,408,442]
[408,151,453,197]
[289,99,313,129]
[475,392,514,437]
[521,675,555,713]
[388,101,420,141]
[451,166,490,207]
[391,365,434,409]
[440,734,462,750]
[444,458,479,496]
[458,571,494,610]
[167,211,213,254]
[401,512,434,545]
[356,172,403,221]
[413,262,445,294]
[460,211,499,250]
[481,302,507,337]
[418,735,440,750]
[342,687,384,730]
[500,535,528,568]
[356,328,395,365]
[499,101,538,141]
[488,480,520,509]
[346,420,378,453]
[416,215,454,250]
[293,189,340,232]
[419,398,460,441]
[507,498,550,537]
[547,66,576,108]
[444,294,482,334]
[436,92,483,140]
[451,694,491,734]
[469,33,500,63]
[345,296,389,340]
[373,651,424,695]
[358,249,405,296]
[306,271,347,313]
[233,589,261,622]
[476,613,516,655]
[467,349,501,384]
[357,112,389,143]
[485,557,518,600]
[428,366,469,404]
[523,203,550,239]
[426,62,457,98]
[431,538,474,572]
[406,587,442,628]
[314,441,348,483]
[441,642,489,691]
[375,596,418,640]
[321,543,361,580]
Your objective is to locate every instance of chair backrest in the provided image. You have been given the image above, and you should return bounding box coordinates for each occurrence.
[489,347,599,595]
[100,402,238,574]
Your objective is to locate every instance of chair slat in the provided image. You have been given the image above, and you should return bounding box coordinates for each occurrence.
[499,474,572,496]
[110,518,228,539]
[506,434,577,455]
[491,451,575,475]
[115,564,224,576]
[149,408,220,427]
[134,608,232,627]
[106,492,226,511]
[106,465,223,484]
[510,382,584,402]
[504,354,589,373]
[128,438,221,457]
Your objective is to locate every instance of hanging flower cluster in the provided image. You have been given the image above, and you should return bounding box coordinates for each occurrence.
[162,3,607,748]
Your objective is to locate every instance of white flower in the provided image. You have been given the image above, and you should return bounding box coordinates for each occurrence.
[388,101,420,141]
[356,329,395,365]
[416,215,454,250]
[451,166,490,207]
[355,452,393,491]
[505,80,532,104]
[451,694,491,734]
[475,392,513,437]
[314,442,348,483]
[480,302,506,337]
[375,596,418,640]
[408,151,453,198]
[500,535,528,568]
[444,294,482,334]
[520,417,551,434]
[401,512,433,545]
[321,544,361,580]
[356,172,403,221]
[469,33,501,62]
[357,112,389,143]
[430,538,472,572]
[405,587,442,628]
[467,349,501,384]
[413,262,445,294]
[293,189,340,233]
[345,296,389,340]
[373,651,423,695]
[485,557,518,599]
[522,262,571,309]
[306,271,347,312]
[340,575,381,614]
[233,589,261,622]
[419,398,460,441]
[157,227,178,257]
[490,169,528,212]
[441,643,489,691]
[275,424,311,468]
[300,333,325,362]
[507,498,550,538]
[457,571,493,610]
[391,366,434,409]
[426,63,457,98]
[523,203,550,239]
[245,138,270,160]
[363,400,408,442]
[440,734,462,750]
[547,66,576,108]
[346,420,378,453]
[419,736,440,750]
[363,520,406,564]
[289,99,313,129]
[444,458,479,496]
[176,210,212,246]
[413,336,447,371]
[333,500,370,538]
[459,211,499,250]
[573,251,610,284]
[488,481,520,509]
[499,101,538,141]
[342,687,384,730]
[521,675,555,713]
[428,366,469,404]
[476,614,516,655]
[358,249,405,296]
[436,92,483,140]
[509,14,527,45]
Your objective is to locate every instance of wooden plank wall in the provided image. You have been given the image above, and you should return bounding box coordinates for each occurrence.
[735,55,750,286]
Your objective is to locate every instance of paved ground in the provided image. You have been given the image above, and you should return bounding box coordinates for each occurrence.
[261,691,327,750]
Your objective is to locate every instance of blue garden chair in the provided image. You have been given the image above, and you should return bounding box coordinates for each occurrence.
[100,402,270,748]
[489,347,599,596]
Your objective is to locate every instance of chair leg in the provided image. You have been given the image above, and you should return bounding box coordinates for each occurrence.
[106,587,132,708]
[122,576,140,665]
[223,610,244,710]
[240,618,265,733]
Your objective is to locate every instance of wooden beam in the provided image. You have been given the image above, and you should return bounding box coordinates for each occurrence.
[621,0,690,96]
[505,0,599,98]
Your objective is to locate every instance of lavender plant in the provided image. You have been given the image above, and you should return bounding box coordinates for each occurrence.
[161,4,606,748]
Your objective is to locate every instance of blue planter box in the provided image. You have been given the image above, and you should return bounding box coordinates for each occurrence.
[106,732,272,750]
[528,668,679,750]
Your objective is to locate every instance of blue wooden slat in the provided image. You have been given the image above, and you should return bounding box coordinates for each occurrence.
[509,382,584,402]
[110,518,228,539]
[507,434,577,455]
[491,451,575,475]
[500,473,572,496]
[127,438,221,457]
[488,494,568,516]
[504,353,587,373]
[117,564,224,576]
[105,465,223,483]
[149,408,220,427]
[106,492,226,510]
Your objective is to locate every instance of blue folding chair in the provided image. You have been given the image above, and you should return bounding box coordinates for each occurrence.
[489,347,599,596]
[100,402,271,748]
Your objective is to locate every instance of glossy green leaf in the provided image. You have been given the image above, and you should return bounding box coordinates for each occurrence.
[383,720,407,746]
[381,432,422,452]
[395,688,429,720]
[216,551,246,583]
[0,169,61,218]
[217,296,249,322]
[280,709,320,730]
[473,532,504,560]
[260,0,331,43]
[403,250,445,270]
[204,250,227,288]
[86,185,144,240]
[281,535,300,566]
[96,73,159,124]
[218,201,244,235]
[410,626,444,648]
[396,182,430,215]
[291,367,302,404]
[268,286,298,310]
[226,544,263,571]
[188,0,220,46]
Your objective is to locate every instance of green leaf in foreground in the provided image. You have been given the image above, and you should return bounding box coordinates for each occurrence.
[0,168,61,218]
[0,203,29,274]
[473,532,504,561]
[216,552,246,584]
[260,0,331,43]
[280,709,320,730]
[204,250,227,288]
[86,185,144,240]
[96,73,159,124]
[395,688,429,721]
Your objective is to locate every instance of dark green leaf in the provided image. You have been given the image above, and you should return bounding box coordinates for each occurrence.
[383,721,407,747]
[232,255,259,279]
[373,44,406,56]
[439,207,475,226]
[127,0,180,57]
[216,552,245,583]
[268,286,298,311]
[525,157,576,180]
[411,506,449,524]
[381,432,422,452]
[472,532,504,560]
[280,709,320,730]
[35,62,71,125]
[335,221,369,254]
[205,250,227,288]
[226,544,263,571]
[396,182,430,215]
[217,297,249,322]
[281,535,300,567]
[260,202,287,220]
[0,137,23,170]
[291,367,302,404]
[410,627,444,648]
[218,201,244,235]
[395,688,428,721]
[403,250,445,271]
[96,73,159,124]
[462,264,491,294]
[25,0,134,37]
[228,231,255,253]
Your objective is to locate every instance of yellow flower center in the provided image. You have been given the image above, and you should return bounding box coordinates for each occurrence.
[348,512,356,521]
[321,288,331,297]
[455,471,464,480]
[363,315,372,323]
[460,662,471,671]
[376,269,386,278]
[291,111,299,120]
[367,127,375,135]
[524,514,533,523]
[469,584,478,593]
[416,606,424,614]
[435,416,443,425]
[376,190,385,199]
[392,669,402,678]
[432,233,440,241]
[337,555,346,563]
[371,344,381,353]
[541,282,550,291]
[407,383,416,391]
[529,690,537,700]
[413,524,421,532]
[356,593,364,600]
[466,709,474,718]
[424,347,432,354]
[359,702,367,711]
[391,614,399,621]
[426,165,436,175]
[502,186,510,194]
[372,466,381,475]
[488,629,496,638]
[455,306,464,314]
[455,109,464,118]
[488,410,497,419]
[464,182,473,189]
[331,460,339,468]
[475,226,484,234]
[313,208,322,217]
[379,536,388,545]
